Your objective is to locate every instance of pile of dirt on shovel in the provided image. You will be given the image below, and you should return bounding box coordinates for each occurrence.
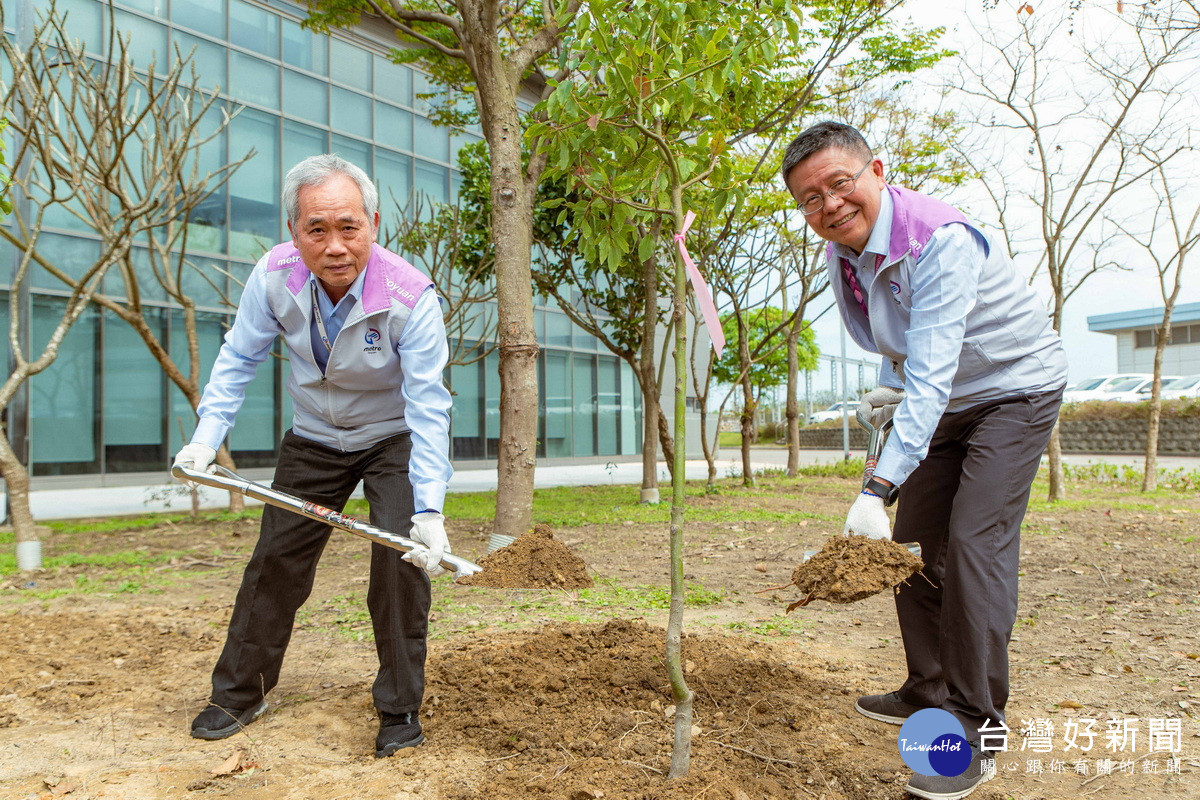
[784,534,924,611]
[457,523,593,589]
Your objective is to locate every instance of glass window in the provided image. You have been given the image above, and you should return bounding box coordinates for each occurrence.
[414,115,450,163]
[282,120,328,180]
[573,355,595,456]
[331,134,371,176]
[111,10,167,72]
[620,361,639,455]
[230,52,280,110]
[283,69,329,124]
[172,0,225,39]
[374,148,412,213]
[329,37,371,89]
[58,0,102,46]
[412,70,434,115]
[118,0,166,14]
[597,355,619,456]
[374,55,411,106]
[184,104,228,254]
[376,104,414,154]
[229,363,276,460]
[167,309,224,452]
[543,351,571,457]
[282,17,327,74]
[229,0,279,59]
[31,298,98,475]
[331,89,372,139]
[173,31,226,92]
[413,160,447,205]
[449,357,483,459]
[544,311,571,349]
[484,349,501,458]
[103,309,164,472]
[228,109,281,261]
[184,256,230,311]
[104,246,167,303]
[30,233,100,290]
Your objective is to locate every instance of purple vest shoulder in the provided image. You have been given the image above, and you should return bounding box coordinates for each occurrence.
[263,242,432,311]
[823,186,968,264]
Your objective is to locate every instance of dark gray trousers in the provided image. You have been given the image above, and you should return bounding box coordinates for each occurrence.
[210,429,430,715]
[892,388,1062,739]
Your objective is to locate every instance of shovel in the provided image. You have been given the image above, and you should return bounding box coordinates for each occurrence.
[172,464,483,581]
[802,404,922,562]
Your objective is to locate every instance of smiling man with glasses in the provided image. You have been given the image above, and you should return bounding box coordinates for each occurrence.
[781,122,1068,800]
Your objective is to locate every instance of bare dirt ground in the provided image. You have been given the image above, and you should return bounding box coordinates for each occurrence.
[1,470,1198,800]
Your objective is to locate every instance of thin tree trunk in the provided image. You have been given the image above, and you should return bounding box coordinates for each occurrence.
[1047,302,1066,501]
[0,435,36,562]
[640,245,661,503]
[785,328,800,478]
[1142,328,1170,492]
[666,200,693,780]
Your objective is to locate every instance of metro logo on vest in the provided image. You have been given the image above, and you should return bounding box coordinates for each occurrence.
[364,327,383,354]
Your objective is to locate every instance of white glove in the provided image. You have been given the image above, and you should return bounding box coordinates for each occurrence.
[404,511,449,577]
[172,443,216,483]
[843,491,892,540]
[858,386,905,429]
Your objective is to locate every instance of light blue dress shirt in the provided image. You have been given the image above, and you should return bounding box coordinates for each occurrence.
[193,268,453,513]
[832,190,993,486]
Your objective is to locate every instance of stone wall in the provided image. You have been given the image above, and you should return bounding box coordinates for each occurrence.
[793,418,1200,455]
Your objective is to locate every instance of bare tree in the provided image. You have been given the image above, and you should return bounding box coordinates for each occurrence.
[955,0,1200,500]
[380,195,499,368]
[1112,164,1200,491]
[0,5,242,557]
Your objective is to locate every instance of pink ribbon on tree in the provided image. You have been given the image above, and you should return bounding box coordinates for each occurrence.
[674,210,725,357]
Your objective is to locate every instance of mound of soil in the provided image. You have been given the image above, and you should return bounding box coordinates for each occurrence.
[786,535,924,611]
[457,523,593,589]
[422,618,913,800]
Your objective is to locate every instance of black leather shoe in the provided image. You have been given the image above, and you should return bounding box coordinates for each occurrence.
[375,711,424,758]
[190,700,268,740]
[855,691,926,725]
[906,741,996,799]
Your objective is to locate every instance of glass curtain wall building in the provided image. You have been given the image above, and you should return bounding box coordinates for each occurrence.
[2,0,641,483]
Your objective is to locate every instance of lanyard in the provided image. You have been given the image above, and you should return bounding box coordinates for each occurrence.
[311,282,333,353]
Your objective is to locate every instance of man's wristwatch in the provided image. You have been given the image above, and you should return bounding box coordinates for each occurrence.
[864,477,900,507]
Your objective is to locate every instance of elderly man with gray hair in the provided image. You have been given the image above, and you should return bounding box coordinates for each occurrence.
[173,154,454,757]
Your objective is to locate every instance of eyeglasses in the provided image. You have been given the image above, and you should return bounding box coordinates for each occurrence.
[798,162,872,215]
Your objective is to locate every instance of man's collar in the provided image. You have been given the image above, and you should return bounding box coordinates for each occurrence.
[831,187,892,265]
[310,266,369,309]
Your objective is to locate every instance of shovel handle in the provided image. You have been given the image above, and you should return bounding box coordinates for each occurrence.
[856,408,894,490]
[171,464,481,581]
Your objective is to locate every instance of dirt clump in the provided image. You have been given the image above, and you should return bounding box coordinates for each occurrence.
[457,523,593,589]
[785,534,924,611]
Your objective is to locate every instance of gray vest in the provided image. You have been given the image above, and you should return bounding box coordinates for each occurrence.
[263,241,434,451]
[829,187,1067,410]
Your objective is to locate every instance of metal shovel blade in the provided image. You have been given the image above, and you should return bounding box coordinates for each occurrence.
[171,464,482,581]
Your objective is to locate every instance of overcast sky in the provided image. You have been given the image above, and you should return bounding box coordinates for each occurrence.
[798,0,1200,397]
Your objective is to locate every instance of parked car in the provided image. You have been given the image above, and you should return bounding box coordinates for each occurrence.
[807,401,855,425]
[1062,374,1153,403]
[1160,374,1200,400]
[1104,375,1180,403]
